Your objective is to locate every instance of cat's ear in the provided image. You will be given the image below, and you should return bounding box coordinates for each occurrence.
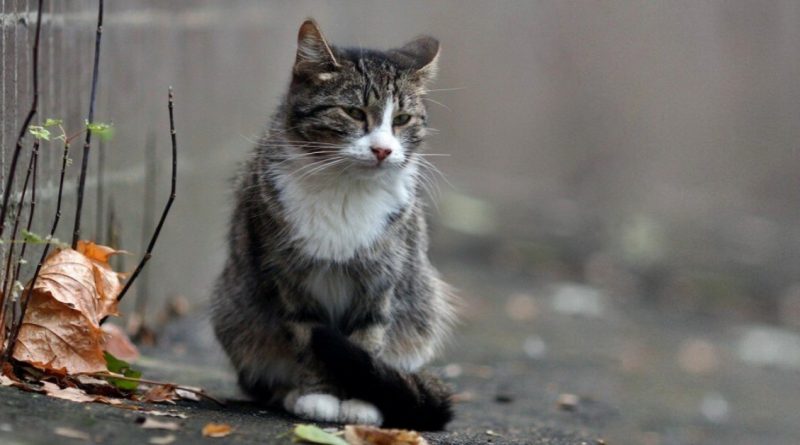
[393,36,440,84]
[294,19,340,76]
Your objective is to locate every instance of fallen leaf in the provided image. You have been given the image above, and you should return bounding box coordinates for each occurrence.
[103,351,142,391]
[149,434,176,445]
[140,384,178,404]
[202,423,232,438]
[12,242,124,374]
[54,427,91,440]
[293,424,348,445]
[102,323,139,362]
[139,418,180,431]
[344,425,430,445]
[41,381,122,405]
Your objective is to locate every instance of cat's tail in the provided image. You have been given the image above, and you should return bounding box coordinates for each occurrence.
[310,326,453,431]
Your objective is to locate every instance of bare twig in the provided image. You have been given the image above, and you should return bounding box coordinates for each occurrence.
[1,142,39,311]
[112,88,177,306]
[0,0,45,352]
[14,146,39,286]
[0,142,38,349]
[72,0,104,248]
[90,372,225,406]
[0,0,43,242]
[1,135,70,365]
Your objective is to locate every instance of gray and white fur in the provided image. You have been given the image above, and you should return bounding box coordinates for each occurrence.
[211,19,456,430]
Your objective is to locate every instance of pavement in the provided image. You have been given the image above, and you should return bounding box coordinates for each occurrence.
[2,255,800,445]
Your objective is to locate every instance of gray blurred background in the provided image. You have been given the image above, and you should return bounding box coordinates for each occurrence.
[2,1,800,442]
[3,0,798,324]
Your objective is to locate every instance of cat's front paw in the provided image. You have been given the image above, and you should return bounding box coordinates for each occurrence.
[339,399,383,425]
[284,392,341,422]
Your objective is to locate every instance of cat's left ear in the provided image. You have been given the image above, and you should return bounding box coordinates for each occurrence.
[294,19,340,76]
[392,36,440,84]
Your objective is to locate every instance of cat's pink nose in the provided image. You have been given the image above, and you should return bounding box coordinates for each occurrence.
[370,146,392,162]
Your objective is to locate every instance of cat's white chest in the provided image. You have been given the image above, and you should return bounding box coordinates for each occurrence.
[276,171,410,262]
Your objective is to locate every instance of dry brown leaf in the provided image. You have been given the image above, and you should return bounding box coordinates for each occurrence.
[40,381,122,405]
[12,242,124,374]
[202,423,232,438]
[140,418,181,431]
[140,384,179,404]
[101,323,139,362]
[344,425,430,445]
[54,427,91,440]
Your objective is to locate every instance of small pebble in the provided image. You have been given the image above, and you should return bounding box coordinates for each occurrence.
[523,335,547,359]
[700,391,730,423]
[451,391,475,403]
[494,393,513,404]
[557,393,580,411]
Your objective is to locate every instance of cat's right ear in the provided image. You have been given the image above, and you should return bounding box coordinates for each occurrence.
[294,19,340,77]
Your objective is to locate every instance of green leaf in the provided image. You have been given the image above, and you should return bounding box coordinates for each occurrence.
[28,126,50,141]
[85,120,115,141]
[292,425,348,445]
[21,229,46,244]
[103,351,142,391]
[43,118,63,127]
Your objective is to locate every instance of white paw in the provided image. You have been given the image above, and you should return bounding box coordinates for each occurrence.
[286,392,341,422]
[339,399,383,425]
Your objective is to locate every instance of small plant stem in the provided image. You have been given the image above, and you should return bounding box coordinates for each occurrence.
[72,0,104,248]
[0,142,38,350]
[0,0,43,243]
[90,372,225,406]
[14,146,39,286]
[111,88,177,307]
[1,137,70,366]
[0,142,39,310]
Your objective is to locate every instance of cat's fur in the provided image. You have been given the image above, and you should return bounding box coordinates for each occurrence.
[211,19,456,430]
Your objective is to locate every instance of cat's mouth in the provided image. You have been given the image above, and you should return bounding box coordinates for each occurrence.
[346,156,401,170]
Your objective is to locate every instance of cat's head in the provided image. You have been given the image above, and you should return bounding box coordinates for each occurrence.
[282,19,439,175]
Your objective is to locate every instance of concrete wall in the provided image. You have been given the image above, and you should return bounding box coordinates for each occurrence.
[2,1,800,322]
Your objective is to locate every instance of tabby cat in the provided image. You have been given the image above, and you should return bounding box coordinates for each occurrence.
[211,19,456,431]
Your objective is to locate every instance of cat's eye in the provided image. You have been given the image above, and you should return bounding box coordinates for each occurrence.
[392,114,412,126]
[342,107,367,121]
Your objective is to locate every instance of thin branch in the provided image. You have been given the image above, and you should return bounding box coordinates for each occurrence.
[1,142,38,307]
[72,0,104,248]
[1,137,70,365]
[0,142,38,349]
[111,88,177,306]
[0,0,43,240]
[14,146,39,285]
[90,372,225,406]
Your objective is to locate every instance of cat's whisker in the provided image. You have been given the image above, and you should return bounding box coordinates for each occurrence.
[285,157,339,178]
[270,152,345,167]
[421,97,451,112]
[294,158,350,182]
[416,156,455,191]
[424,86,467,93]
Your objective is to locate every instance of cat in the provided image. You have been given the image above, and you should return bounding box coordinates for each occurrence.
[211,19,456,431]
